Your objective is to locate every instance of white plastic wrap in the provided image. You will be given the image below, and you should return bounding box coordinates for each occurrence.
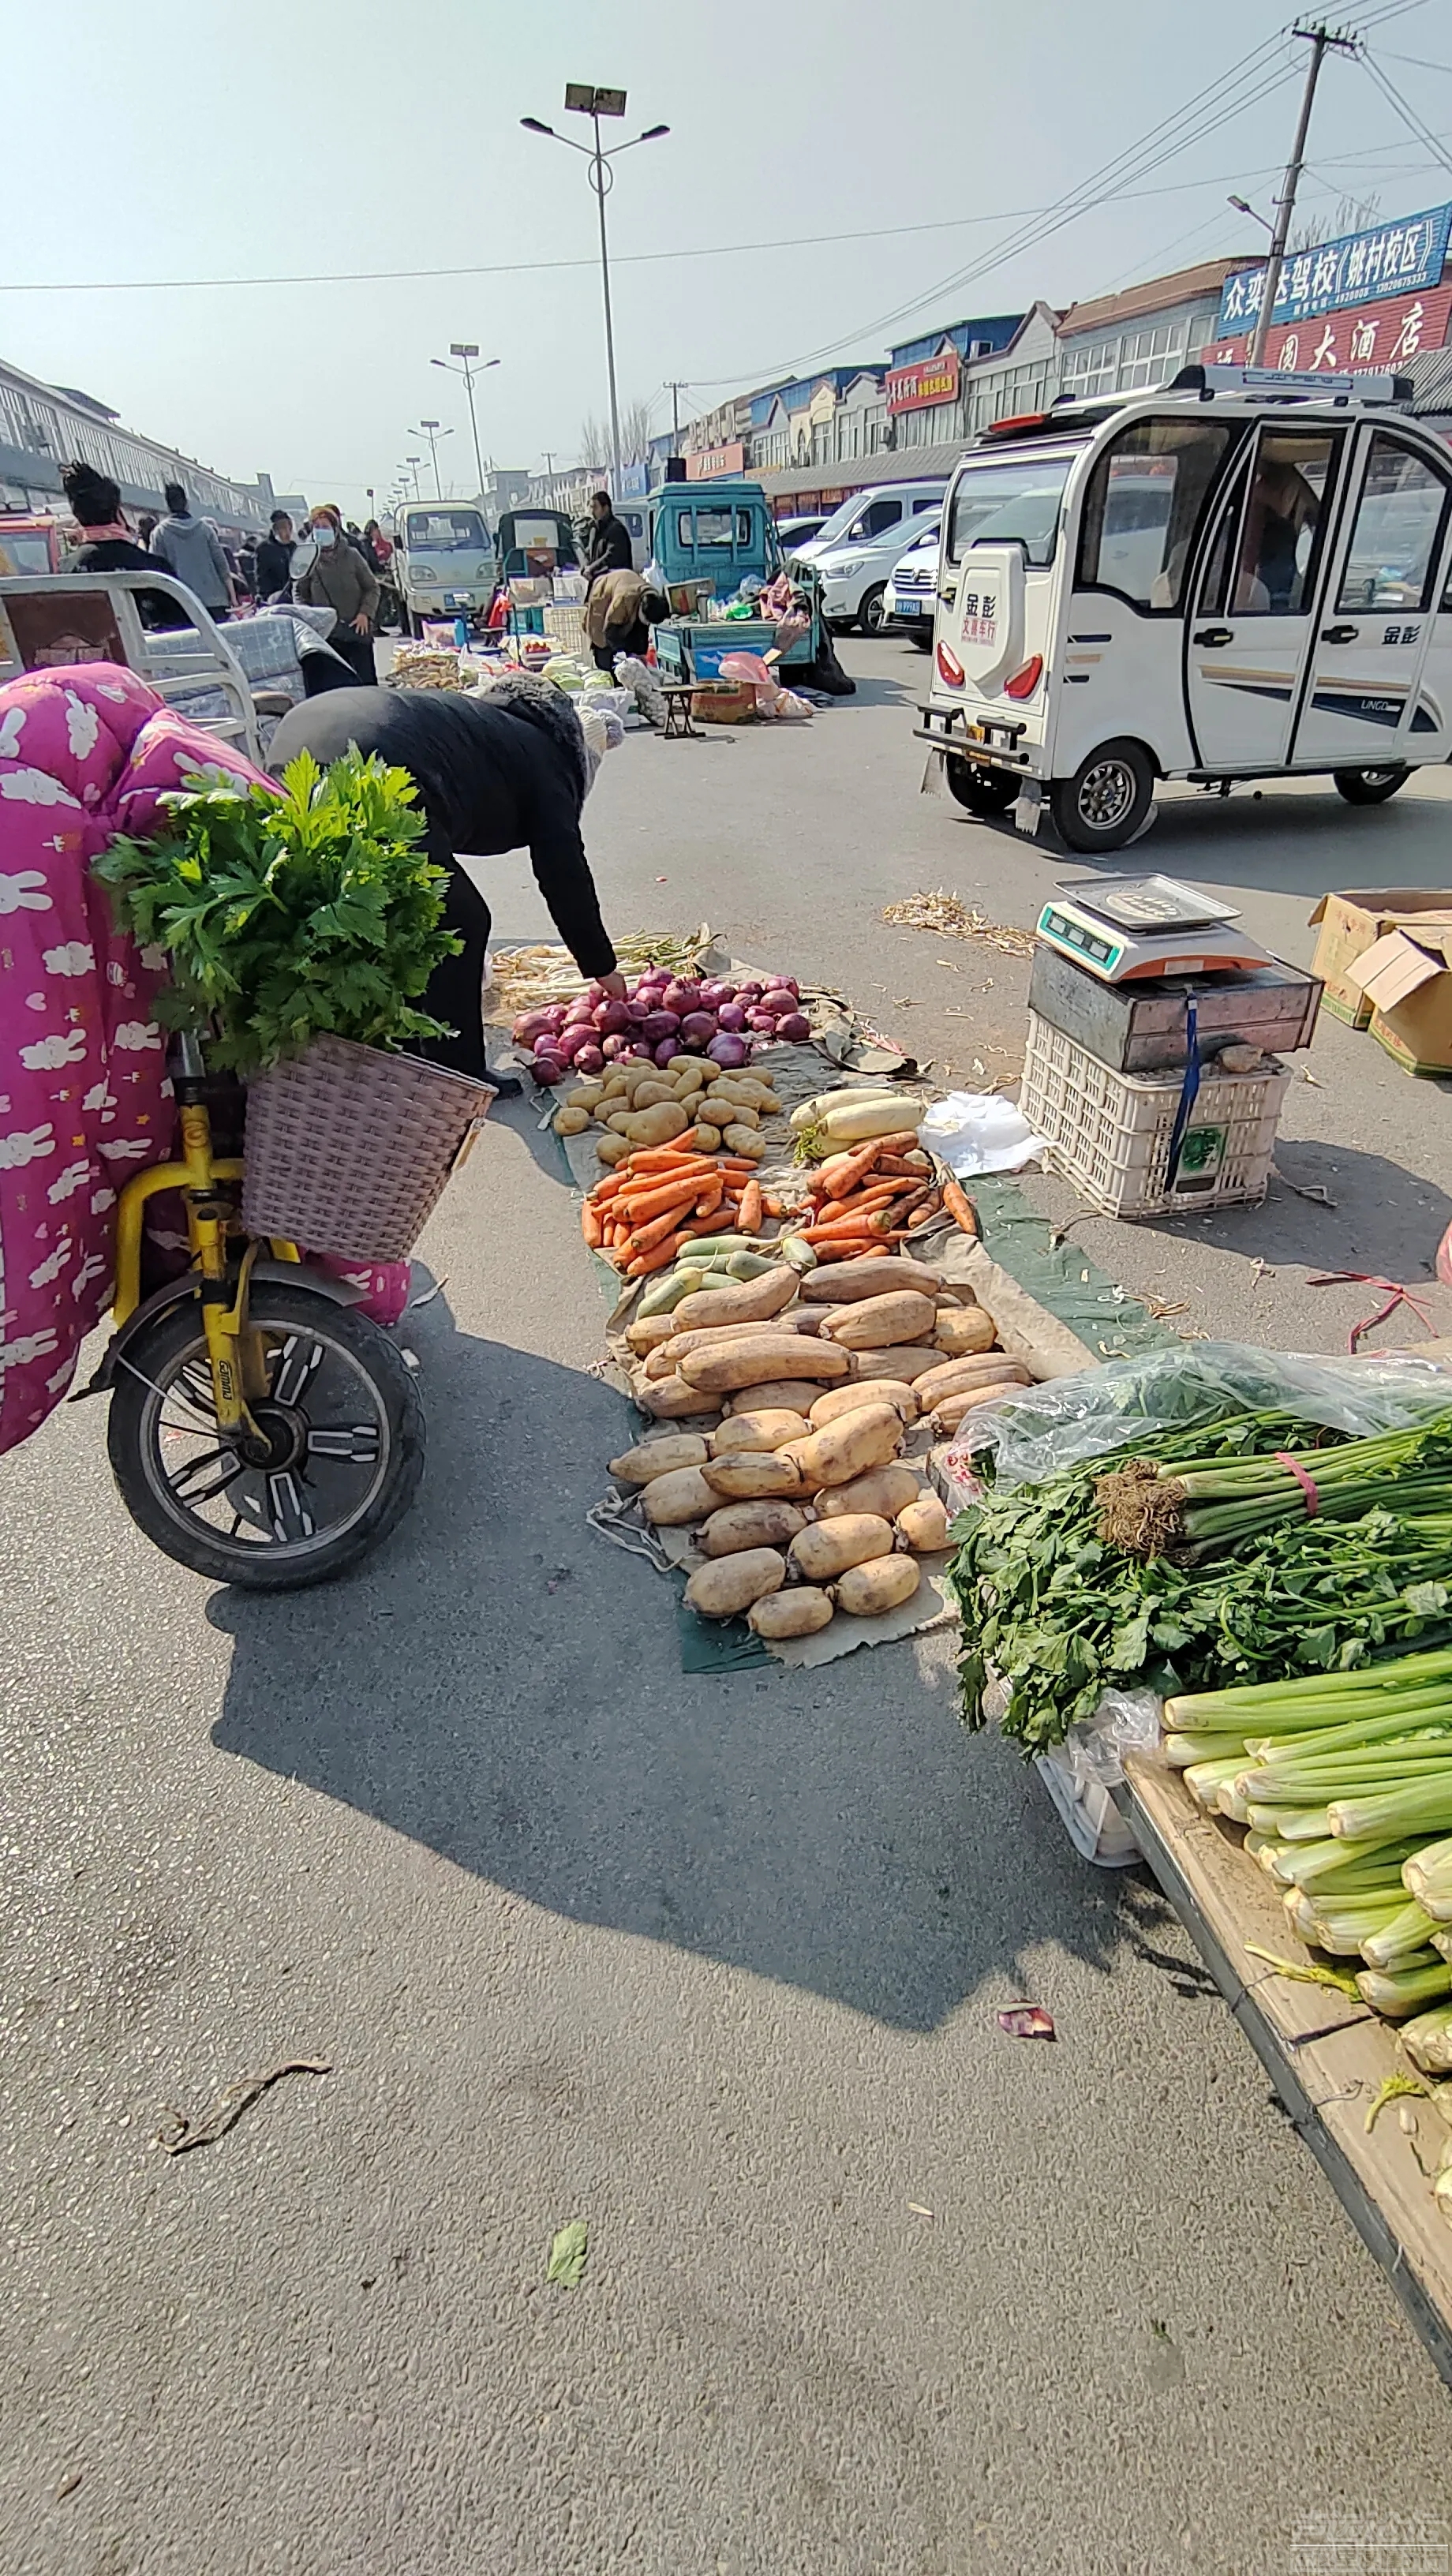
[978,1340,1452,1493]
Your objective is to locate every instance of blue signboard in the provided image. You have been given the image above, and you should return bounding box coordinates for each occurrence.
[1217,202,1452,336]
[619,461,649,498]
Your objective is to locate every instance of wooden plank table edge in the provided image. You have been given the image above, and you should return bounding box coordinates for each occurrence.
[1115,1750,1452,2391]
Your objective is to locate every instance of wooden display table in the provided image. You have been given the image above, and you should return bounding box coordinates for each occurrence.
[1117,1752,1452,2387]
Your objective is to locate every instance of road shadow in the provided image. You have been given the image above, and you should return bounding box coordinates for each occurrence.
[1050,1139,1452,1284]
[1136,782,1452,900]
[206,1287,1151,2034]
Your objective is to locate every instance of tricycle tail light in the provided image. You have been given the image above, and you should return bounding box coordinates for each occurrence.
[1003,655,1043,701]
[936,641,964,687]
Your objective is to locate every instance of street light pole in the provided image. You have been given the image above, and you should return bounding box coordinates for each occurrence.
[1248,21,1359,367]
[412,420,451,499]
[405,456,422,500]
[522,87,669,498]
[431,346,500,501]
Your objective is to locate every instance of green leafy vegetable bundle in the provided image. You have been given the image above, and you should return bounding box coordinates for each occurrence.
[950,1410,1452,1758]
[94,748,462,1074]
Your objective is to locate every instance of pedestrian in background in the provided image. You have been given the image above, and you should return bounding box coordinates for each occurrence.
[136,512,157,550]
[59,461,175,627]
[148,482,236,620]
[254,509,297,603]
[291,504,380,683]
[583,490,632,590]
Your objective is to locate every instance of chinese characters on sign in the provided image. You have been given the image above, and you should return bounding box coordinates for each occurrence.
[887,351,963,415]
[685,443,747,480]
[1217,202,1452,335]
[960,589,998,647]
[1211,283,1452,377]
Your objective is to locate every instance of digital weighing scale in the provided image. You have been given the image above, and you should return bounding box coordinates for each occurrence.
[1035,874,1273,983]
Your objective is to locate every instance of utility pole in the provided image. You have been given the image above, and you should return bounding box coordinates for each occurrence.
[1249,21,1359,366]
[663,380,689,447]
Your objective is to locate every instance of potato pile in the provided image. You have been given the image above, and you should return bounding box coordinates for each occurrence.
[608,1252,1031,1631]
[554,1054,780,1163]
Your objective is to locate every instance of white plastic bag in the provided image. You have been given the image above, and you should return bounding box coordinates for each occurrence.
[917,1090,1045,1176]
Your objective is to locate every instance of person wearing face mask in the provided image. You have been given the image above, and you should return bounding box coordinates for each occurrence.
[291,504,380,683]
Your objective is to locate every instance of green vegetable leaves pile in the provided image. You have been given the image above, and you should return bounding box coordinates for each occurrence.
[949,1413,1452,1758]
[94,748,462,1074]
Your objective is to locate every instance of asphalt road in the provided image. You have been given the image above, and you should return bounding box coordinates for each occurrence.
[3,640,1450,2576]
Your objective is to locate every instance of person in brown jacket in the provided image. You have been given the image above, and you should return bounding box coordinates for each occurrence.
[293,504,380,683]
[583,565,668,672]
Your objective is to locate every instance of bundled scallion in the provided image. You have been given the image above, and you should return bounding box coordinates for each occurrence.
[1097,1415,1452,1561]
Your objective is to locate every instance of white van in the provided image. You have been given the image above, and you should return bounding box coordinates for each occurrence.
[917,365,1451,849]
[795,481,946,634]
[395,503,494,633]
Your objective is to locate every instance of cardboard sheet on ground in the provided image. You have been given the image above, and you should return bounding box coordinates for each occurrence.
[592,1432,958,1668]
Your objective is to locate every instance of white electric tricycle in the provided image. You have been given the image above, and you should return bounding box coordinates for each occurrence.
[916,362,1452,851]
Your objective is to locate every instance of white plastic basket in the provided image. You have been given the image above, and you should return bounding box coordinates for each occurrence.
[1020,1011,1290,1220]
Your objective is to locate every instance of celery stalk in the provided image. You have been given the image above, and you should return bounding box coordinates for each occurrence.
[1165,1647,1452,1727]
[1276,1835,1426,1889]
[1356,1958,1452,2017]
[1401,2004,1452,2072]
[1164,1731,1248,1766]
[1360,1900,1442,1969]
[1330,1780,1452,1843]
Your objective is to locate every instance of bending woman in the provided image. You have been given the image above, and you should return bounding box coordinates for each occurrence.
[265,674,625,1079]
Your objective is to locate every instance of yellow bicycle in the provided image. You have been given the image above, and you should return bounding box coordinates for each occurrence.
[89,1035,424,1588]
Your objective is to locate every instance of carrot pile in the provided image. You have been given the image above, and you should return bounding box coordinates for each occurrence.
[786,1133,946,1262]
[581,1147,764,1277]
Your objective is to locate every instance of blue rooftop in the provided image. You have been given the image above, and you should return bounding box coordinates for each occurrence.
[888,313,1024,369]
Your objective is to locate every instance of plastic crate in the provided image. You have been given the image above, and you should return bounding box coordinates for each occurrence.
[1020,1009,1290,1220]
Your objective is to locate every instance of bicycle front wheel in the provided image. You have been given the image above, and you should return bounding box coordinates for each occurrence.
[107,1282,424,1589]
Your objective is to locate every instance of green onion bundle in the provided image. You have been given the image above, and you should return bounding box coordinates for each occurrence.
[1096,1413,1452,1562]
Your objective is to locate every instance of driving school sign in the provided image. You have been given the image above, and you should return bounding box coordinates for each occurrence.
[1210,282,1452,377]
[887,350,961,414]
[1217,202,1452,337]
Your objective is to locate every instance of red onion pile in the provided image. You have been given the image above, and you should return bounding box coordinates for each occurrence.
[512,968,810,1086]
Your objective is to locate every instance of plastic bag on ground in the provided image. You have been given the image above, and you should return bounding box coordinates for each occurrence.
[976,1339,1452,1492]
[918,1090,1045,1176]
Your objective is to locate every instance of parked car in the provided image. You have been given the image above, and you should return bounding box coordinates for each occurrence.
[775,515,828,557]
[795,481,947,634]
[883,519,942,648]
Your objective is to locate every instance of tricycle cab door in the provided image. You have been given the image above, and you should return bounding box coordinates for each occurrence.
[1289,419,1452,770]
[1060,410,1251,777]
[1184,421,1347,771]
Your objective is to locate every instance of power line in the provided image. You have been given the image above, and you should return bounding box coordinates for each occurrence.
[1361,51,1452,179]
[0,167,1296,298]
[681,32,1304,388]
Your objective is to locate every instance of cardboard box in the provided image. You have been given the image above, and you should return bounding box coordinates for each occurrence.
[1308,887,1452,1025]
[1346,924,1452,1076]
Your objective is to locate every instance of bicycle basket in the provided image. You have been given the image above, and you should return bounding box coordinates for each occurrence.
[241,1034,492,1263]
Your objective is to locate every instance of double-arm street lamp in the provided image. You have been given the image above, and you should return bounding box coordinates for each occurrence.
[410,419,452,500]
[522,84,668,494]
[431,346,500,500]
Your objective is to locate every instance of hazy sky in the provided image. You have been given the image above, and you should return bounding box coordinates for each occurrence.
[5,0,1450,515]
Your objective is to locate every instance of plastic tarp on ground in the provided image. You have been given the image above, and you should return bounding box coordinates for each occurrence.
[968,1339,1452,1493]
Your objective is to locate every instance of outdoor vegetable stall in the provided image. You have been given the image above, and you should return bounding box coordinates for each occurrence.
[944,1339,1452,2384]
[501,930,1452,2385]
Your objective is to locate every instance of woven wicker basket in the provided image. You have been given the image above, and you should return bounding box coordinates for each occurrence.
[241,1035,492,1263]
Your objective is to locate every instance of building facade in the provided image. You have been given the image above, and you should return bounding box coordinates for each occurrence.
[0,356,270,537]
[1054,256,1246,402]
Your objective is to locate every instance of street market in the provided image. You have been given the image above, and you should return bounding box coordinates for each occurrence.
[17,10,1452,2572]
